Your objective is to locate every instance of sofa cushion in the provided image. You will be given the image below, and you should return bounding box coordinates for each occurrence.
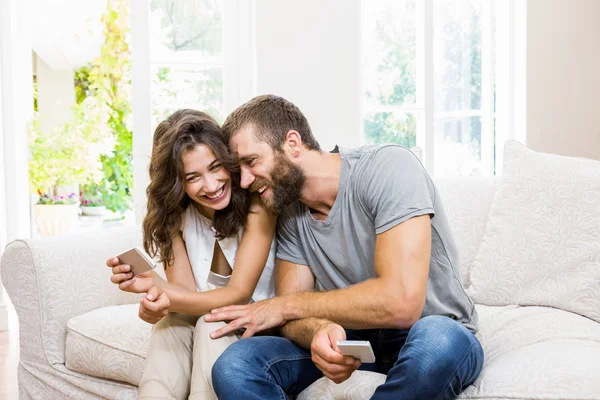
[462,305,600,399]
[298,371,385,400]
[65,304,151,386]
[470,141,600,322]
[299,305,600,400]
[434,177,499,289]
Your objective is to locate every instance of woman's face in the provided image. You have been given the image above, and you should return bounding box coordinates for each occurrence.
[182,144,232,214]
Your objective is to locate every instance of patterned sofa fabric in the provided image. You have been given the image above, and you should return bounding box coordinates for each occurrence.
[66,304,151,386]
[1,227,143,399]
[471,141,600,322]
[434,176,500,290]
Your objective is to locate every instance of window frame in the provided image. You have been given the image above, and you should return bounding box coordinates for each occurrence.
[360,0,525,176]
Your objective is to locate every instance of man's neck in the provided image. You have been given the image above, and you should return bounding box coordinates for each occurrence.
[298,151,341,218]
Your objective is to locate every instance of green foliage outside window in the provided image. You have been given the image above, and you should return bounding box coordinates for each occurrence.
[364,1,483,156]
[363,2,417,148]
[28,98,114,199]
[77,0,133,214]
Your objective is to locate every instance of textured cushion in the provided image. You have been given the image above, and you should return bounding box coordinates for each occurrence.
[298,371,385,400]
[434,177,499,289]
[462,305,600,399]
[299,305,600,400]
[66,304,151,386]
[470,141,600,322]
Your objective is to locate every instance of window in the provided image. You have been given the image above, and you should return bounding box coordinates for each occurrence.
[150,0,225,126]
[362,0,501,176]
[131,0,252,221]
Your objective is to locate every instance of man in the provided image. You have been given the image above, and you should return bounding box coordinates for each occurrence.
[204,95,483,399]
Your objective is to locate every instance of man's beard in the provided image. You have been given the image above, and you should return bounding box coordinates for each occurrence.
[253,152,305,215]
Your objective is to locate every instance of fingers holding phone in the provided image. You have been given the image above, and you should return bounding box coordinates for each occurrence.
[107,247,157,294]
[108,258,133,284]
[310,323,361,384]
[139,286,170,325]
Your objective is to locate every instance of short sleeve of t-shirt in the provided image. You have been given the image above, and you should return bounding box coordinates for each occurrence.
[276,204,308,266]
[360,146,435,235]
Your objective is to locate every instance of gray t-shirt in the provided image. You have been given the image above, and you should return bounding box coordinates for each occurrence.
[276,144,478,332]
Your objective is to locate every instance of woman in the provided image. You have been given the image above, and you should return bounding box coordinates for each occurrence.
[106,109,276,400]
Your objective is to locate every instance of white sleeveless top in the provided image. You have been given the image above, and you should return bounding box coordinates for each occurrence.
[180,205,276,302]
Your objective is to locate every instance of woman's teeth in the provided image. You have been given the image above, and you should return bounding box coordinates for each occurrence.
[206,186,225,199]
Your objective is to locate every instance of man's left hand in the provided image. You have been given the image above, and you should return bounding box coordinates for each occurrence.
[205,298,287,339]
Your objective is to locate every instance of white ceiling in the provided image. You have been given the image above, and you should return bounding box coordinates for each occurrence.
[31,0,108,70]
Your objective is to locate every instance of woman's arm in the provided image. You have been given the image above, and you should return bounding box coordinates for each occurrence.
[161,233,198,292]
[166,196,277,315]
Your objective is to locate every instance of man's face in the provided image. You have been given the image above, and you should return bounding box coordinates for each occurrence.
[231,124,305,214]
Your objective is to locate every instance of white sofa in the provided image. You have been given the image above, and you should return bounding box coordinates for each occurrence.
[2,141,600,399]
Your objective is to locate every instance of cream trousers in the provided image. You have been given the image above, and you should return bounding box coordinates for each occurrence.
[137,312,239,400]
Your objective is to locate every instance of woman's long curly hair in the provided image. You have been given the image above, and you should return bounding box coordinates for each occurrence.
[142,109,251,268]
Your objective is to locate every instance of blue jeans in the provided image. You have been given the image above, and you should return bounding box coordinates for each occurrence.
[212,316,484,400]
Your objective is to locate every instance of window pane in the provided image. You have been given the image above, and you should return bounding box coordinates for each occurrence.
[434,0,482,112]
[152,66,223,127]
[363,0,417,108]
[150,0,222,62]
[434,116,482,176]
[363,112,418,148]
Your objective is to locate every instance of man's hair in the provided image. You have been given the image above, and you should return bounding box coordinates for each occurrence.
[222,94,321,151]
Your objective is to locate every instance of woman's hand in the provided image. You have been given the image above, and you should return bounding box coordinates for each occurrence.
[106,257,156,294]
[139,286,170,325]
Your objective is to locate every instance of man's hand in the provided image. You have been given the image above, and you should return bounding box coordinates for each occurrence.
[311,323,361,384]
[106,257,155,294]
[205,298,287,339]
[138,286,170,325]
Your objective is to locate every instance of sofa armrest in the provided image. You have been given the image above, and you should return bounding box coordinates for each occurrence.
[1,226,143,366]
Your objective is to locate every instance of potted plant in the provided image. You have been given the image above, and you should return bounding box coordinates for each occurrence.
[28,98,115,236]
[80,191,106,216]
[32,192,80,236]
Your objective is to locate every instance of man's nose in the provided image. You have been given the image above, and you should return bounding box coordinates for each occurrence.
[240,167,255,189]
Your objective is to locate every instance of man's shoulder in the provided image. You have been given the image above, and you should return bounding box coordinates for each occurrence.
[278,201,305,226]
[343,144,418,163]
[343,144,423,177]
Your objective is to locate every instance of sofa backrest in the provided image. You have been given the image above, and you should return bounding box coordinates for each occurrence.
[434,176,500,290]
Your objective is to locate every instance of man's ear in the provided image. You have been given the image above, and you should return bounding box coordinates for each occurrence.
[283,130,303,158]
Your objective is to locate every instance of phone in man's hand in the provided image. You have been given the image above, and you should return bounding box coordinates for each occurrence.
[336,340,376,363]
[116,246,156,276]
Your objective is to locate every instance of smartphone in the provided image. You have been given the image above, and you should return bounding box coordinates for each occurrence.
[116,246,156,276]
[336,340,376,363]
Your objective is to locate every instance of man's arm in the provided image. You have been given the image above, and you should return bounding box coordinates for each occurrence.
[270,257,362,384]
[279,214,431,329]
[274,259,332,348]
[208,214,431,333]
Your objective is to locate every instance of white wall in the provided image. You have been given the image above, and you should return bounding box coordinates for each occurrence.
[527,0,600,160]
[254,0,361,152]
[35,55,76,133]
